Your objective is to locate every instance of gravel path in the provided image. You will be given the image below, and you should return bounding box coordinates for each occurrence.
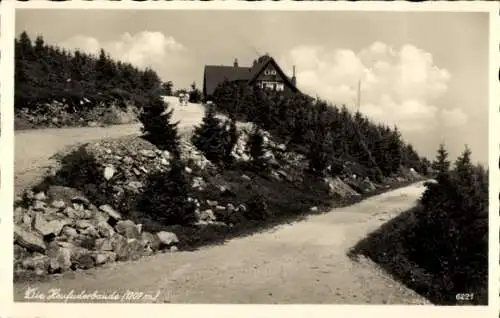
[14,98,206,195]
[14,182,430,304]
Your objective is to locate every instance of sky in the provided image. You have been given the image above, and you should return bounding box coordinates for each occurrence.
[16,10,489,166]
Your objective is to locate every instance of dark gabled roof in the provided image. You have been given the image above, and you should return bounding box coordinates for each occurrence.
[203,55,299,96]
[204,65,252,97]
[247,56,298,93]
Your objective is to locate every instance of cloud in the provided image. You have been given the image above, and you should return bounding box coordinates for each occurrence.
[60,31,188,79]
[279,43,462,132]
[441,108,468,127]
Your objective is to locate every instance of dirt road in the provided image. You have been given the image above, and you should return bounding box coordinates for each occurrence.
[14,99,206,195]
[14,182,430,304]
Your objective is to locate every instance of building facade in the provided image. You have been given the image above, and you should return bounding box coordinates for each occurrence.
[203,54,299,99]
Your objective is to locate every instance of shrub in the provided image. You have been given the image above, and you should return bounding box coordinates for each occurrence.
[244,194,271,221]
[48,145,113,206]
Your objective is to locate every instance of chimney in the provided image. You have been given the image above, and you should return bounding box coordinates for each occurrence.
[291,65,297,86]
[234,58,239,68]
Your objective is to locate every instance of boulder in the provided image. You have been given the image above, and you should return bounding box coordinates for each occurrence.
[32,213,57,237]
[21,255,50,275]
[140,231,161,251]
[70,247,95,270]
[96,221,115,238]
[125,181,143,193]
[47,244,72,273]
[92,251,109,266]
[123,239,144,261]
[75,220,94,230]
[73,234,96,250]
[22,214,32,227]
[46,219,72,236]
[60,226,78,239]
[156,231,179,247]
[71,196,91,208]
[103,165,116,181]
[206,200,218,207]
[63,206,81,219]
[115,220,140,239]
[95,238,114,251]
[51,200,66,209]
[99,204,122,221]
[14,207,24,224]
[80,226,100,238]
[198,209,216,222]
[111,233,128,253]
[34,192,47,201]
[47,186,86,205]
[92,210,110,224]
[139,149,157,158]
[113,236,143,262]
[32,200,47,211]
[14,244,31,261]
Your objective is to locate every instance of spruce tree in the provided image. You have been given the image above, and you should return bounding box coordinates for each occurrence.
[432,143,451,174]
[191,105,226,165]
[139,93,180,156]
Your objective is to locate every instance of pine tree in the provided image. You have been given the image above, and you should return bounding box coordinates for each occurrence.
[139,94,180,155]
[191,105,227,165]
[432,143,451,174]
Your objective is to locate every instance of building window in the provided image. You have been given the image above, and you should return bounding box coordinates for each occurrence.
[264,69,277,76]
[276,83,284,91]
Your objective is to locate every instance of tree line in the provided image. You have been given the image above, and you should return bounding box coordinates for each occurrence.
[15,31,170,113]
[210,80,430,179]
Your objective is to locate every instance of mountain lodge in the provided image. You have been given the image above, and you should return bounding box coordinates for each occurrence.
[203,54,300,99]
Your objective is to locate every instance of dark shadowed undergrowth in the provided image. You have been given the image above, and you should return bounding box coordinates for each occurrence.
[348,204,487,306]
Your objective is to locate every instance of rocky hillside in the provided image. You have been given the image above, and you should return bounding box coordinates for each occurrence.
[14,126,424,279]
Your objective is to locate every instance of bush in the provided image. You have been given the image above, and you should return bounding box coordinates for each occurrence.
[244,194,271,221]
[138,159,196,225]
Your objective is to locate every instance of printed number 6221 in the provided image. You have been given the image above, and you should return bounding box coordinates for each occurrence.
[456,293,474,301]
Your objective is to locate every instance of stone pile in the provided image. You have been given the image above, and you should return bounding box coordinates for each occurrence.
[14,186,180,277]
[179,139,214,171]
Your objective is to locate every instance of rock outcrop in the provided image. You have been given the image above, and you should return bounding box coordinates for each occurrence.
[13,186,180,278]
